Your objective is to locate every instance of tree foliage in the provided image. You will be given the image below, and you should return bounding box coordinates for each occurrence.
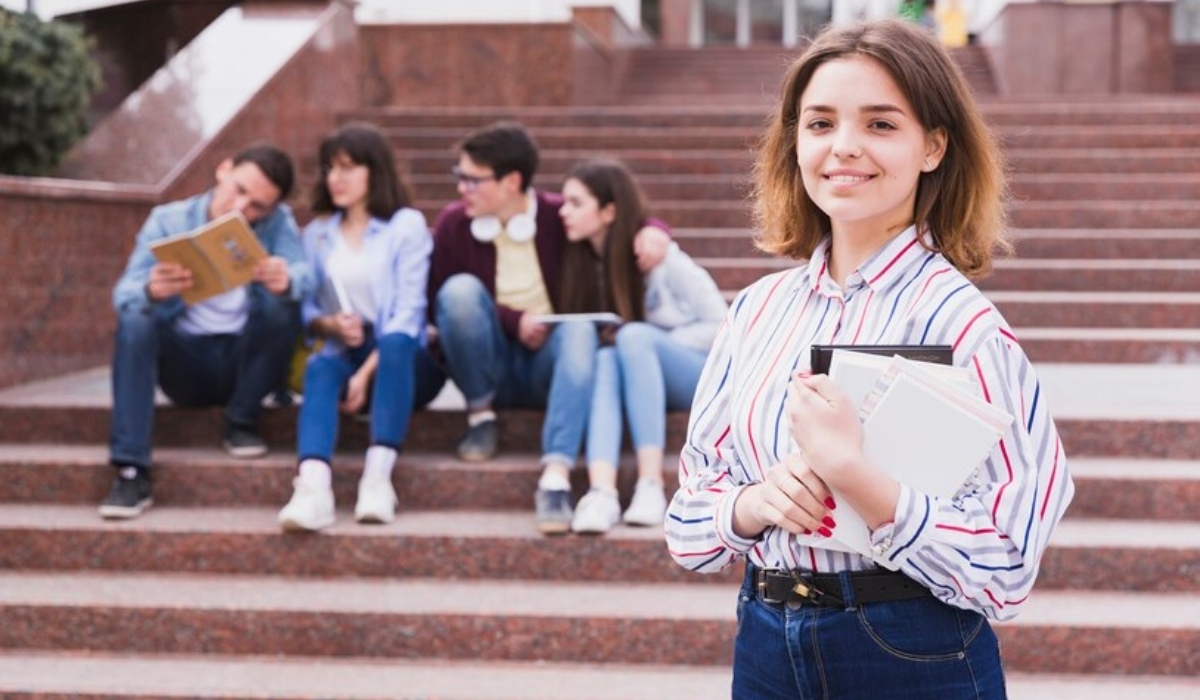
[0,8,101,176]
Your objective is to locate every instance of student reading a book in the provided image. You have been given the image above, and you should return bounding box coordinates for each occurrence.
[277,123,434,531]
[664,20,1074,698]
[425,122,671,534]
[556,159,727,535]
[103,144,314,520]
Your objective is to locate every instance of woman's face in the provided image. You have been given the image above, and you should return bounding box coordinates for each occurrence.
[325,151,369,212]
[795,55,945,238]
[560,177,614,244]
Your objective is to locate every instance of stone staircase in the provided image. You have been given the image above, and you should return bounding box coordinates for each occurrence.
[2,87,1199,699]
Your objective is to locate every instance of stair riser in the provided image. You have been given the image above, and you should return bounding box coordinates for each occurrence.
[407,178,1200,204]
[703,265,1200,294]
[0,409,1194,459]
[0,608,1191,676]
[1020,338,1200,365]
[0,607,734,666]
[0,530,1192,592]
[385,131,1200,153]
[970,301,1200,329]
[413,204,1199,230]
[398,152,1200,177]
[2,460,1194,523]
[996,627,1197,677]
[673,233,1200,261]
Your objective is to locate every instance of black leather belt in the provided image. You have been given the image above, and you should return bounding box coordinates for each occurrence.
[754,567,932,608]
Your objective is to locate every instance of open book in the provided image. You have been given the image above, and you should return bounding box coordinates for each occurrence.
[148,211,267,304]
[792,348,1013,558]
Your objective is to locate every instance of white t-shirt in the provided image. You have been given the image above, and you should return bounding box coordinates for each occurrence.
[175,287,249,336]
[324,234,377,320]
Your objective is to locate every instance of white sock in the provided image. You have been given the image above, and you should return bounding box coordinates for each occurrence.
[298,459,332,489]
[538,470,571,492]
[468,410,497,428]
[363,445,396,482]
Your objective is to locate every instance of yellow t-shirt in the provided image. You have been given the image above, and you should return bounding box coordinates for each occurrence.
[494,228,553,314]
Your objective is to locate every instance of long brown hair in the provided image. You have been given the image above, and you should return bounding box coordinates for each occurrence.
[753,19,1009,278]
[558,159,647,321]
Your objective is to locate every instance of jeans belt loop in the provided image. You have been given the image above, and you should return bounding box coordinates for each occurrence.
[837,570,859,611]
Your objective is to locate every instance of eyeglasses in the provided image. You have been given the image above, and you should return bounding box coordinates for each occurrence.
[452,166,498,191]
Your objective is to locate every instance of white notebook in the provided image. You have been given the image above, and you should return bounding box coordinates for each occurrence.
[792,351,1013,558]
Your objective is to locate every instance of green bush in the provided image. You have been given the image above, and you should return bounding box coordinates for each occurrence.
[0,9,101,176]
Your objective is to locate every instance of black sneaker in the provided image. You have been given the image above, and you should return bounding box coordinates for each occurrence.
[455,420,498,462]
[98,466,153,520]
[223,424,268,458]
[535,488,574,535]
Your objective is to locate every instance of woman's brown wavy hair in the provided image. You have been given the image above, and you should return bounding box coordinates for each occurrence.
[753,19,1009,278]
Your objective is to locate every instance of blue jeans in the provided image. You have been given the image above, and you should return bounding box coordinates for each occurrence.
[109,288,301,469]
[586,323,708,466]
[296,331,419,462]
[435,274,597,465]
[732,566,1007,700]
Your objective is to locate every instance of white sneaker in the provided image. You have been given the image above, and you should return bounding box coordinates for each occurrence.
[623,480,667,527]
[571,489,621,534]
[278,478,335,532]
[355,477,398,524]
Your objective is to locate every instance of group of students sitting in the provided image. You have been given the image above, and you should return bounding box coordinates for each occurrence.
[102,119,726,538]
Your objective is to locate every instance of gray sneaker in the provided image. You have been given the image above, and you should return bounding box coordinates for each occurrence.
[456,420,498,462]
[535,488,573,535]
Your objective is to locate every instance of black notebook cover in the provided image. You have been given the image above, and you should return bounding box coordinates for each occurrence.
[810,344,953,375]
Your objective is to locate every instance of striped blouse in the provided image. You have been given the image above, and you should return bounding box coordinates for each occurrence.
[665,226,1075,621]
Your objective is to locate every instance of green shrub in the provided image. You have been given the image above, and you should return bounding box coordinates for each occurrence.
[0,8,101,176]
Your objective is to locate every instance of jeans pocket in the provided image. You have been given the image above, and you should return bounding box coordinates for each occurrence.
[854,597,985,662]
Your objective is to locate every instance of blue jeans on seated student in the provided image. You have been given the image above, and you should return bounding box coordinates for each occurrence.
[109,287,300,469]
[296,330,419,461]
[435,273,597,465]
[732,566,1006,700]
[586,323,708,467]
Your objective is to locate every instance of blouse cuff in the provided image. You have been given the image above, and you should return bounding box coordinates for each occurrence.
[868,483,929,570]
[715,484,761,554]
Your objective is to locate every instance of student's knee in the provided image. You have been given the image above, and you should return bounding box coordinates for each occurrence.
[255,292,301,335]
[436,274,489,325]
[377,332,418,360]
[114,307,158,347]
[552,321,598,375]
[615,321,656,358]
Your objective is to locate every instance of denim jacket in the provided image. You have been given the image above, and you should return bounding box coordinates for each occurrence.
[112,191,313,321]
[301,208,432,356]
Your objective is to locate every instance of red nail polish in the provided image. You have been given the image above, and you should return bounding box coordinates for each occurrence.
[803,528,812,535]
[817,526,832,538]
[824,497,837,510]
[822,516,837,529]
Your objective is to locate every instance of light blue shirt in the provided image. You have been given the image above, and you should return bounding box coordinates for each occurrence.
[301,208,432,356]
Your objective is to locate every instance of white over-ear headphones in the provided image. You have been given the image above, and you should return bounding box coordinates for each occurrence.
[470,190,538,243]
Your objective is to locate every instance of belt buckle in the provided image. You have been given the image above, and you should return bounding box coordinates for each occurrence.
[756,569,785,604]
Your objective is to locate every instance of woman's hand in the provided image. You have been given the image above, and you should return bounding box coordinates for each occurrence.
[326,311,365,348]
[732,452,836,539]
[341,369,370,414]
[787,373,864,485]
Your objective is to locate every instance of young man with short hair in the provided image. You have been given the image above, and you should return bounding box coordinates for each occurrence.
[103,144,314,519]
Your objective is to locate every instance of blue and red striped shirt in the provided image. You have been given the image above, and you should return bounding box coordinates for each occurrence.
[665,226,1074,621]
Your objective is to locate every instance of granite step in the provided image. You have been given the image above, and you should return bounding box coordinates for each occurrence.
[384,125,1200,153]
[413,200,1200,230]
[408,174,1200,205]
[1,364,1198,459]
[352,101,1200,130]
[0,651,733,700]
[672,229,1200,260]
[397,147,1200,177]
[0,572,1194,675]
[1015,327,1200,365]
[1,447,1195,522]
[3,651,1196,700]
[697,257,1200,293]
[0,505,1194,593]
[951,291,1200,329]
